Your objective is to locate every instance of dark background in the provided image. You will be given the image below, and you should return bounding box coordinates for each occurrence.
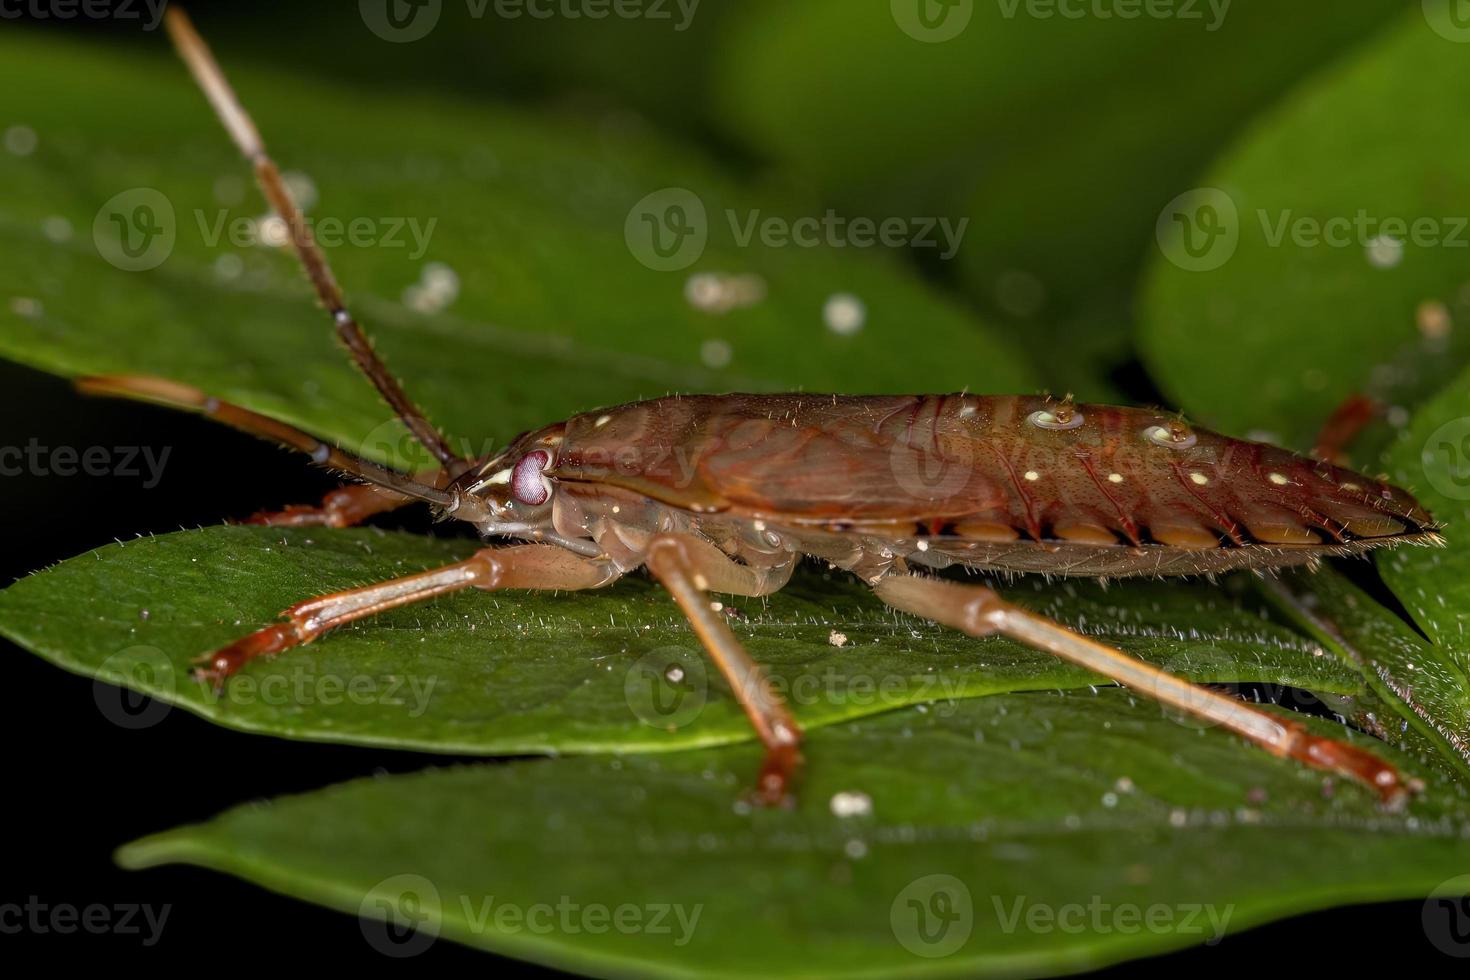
[1,1,1460,971]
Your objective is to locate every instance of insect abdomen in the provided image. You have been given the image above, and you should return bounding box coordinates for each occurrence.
[927,397,1434,549]
[552,394,1438,575]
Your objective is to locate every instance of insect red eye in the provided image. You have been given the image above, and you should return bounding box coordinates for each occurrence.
[511,450,551,505]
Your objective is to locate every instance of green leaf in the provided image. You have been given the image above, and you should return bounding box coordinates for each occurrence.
[1139,10,1470,450]
[0,30,1035,471]
[116,691,1470,978]
[0,525,1362,754]
[1132,5,1470,817]
[1356,361,1470,768]
[1258,565,1470,783]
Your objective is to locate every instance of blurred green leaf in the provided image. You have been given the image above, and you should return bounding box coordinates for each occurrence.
[182,1,745,137]
[713,0,1404,384]
[1139,10,1470,450]
[0,30,1035,472]
[117,690,1470,977]
[0,525,1362,754]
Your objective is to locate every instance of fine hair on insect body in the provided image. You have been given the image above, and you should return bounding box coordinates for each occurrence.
[81,6,1444,810]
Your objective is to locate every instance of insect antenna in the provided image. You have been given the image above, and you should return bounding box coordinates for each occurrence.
[77,375,490,523]
[162,6,463,471]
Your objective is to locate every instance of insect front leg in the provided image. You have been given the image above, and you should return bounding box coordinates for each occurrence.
[873,574,1421,809]
[197,545,620,684]
[643,534,802,807]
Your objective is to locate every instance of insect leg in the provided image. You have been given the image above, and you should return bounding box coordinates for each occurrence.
[873,574,1420,809]
[643,534,801,806]
[77,375,488,521]
[198,544,619,684]
[1312,393,1379,465]
[245,474,440,528]
[162,7,461,470]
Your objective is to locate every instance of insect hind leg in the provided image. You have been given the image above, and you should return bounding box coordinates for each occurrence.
[872,573,1421,809]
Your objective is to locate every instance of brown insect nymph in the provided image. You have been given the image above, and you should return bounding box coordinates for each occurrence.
[81,8,1442,809]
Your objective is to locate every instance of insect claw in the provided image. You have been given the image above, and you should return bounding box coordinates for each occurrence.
[1281,721,1423,809]
[190,622,302,686]
[240,505,327,527]
[747,745,802,809]
[744,783,793,810]
[192,666,231,696]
